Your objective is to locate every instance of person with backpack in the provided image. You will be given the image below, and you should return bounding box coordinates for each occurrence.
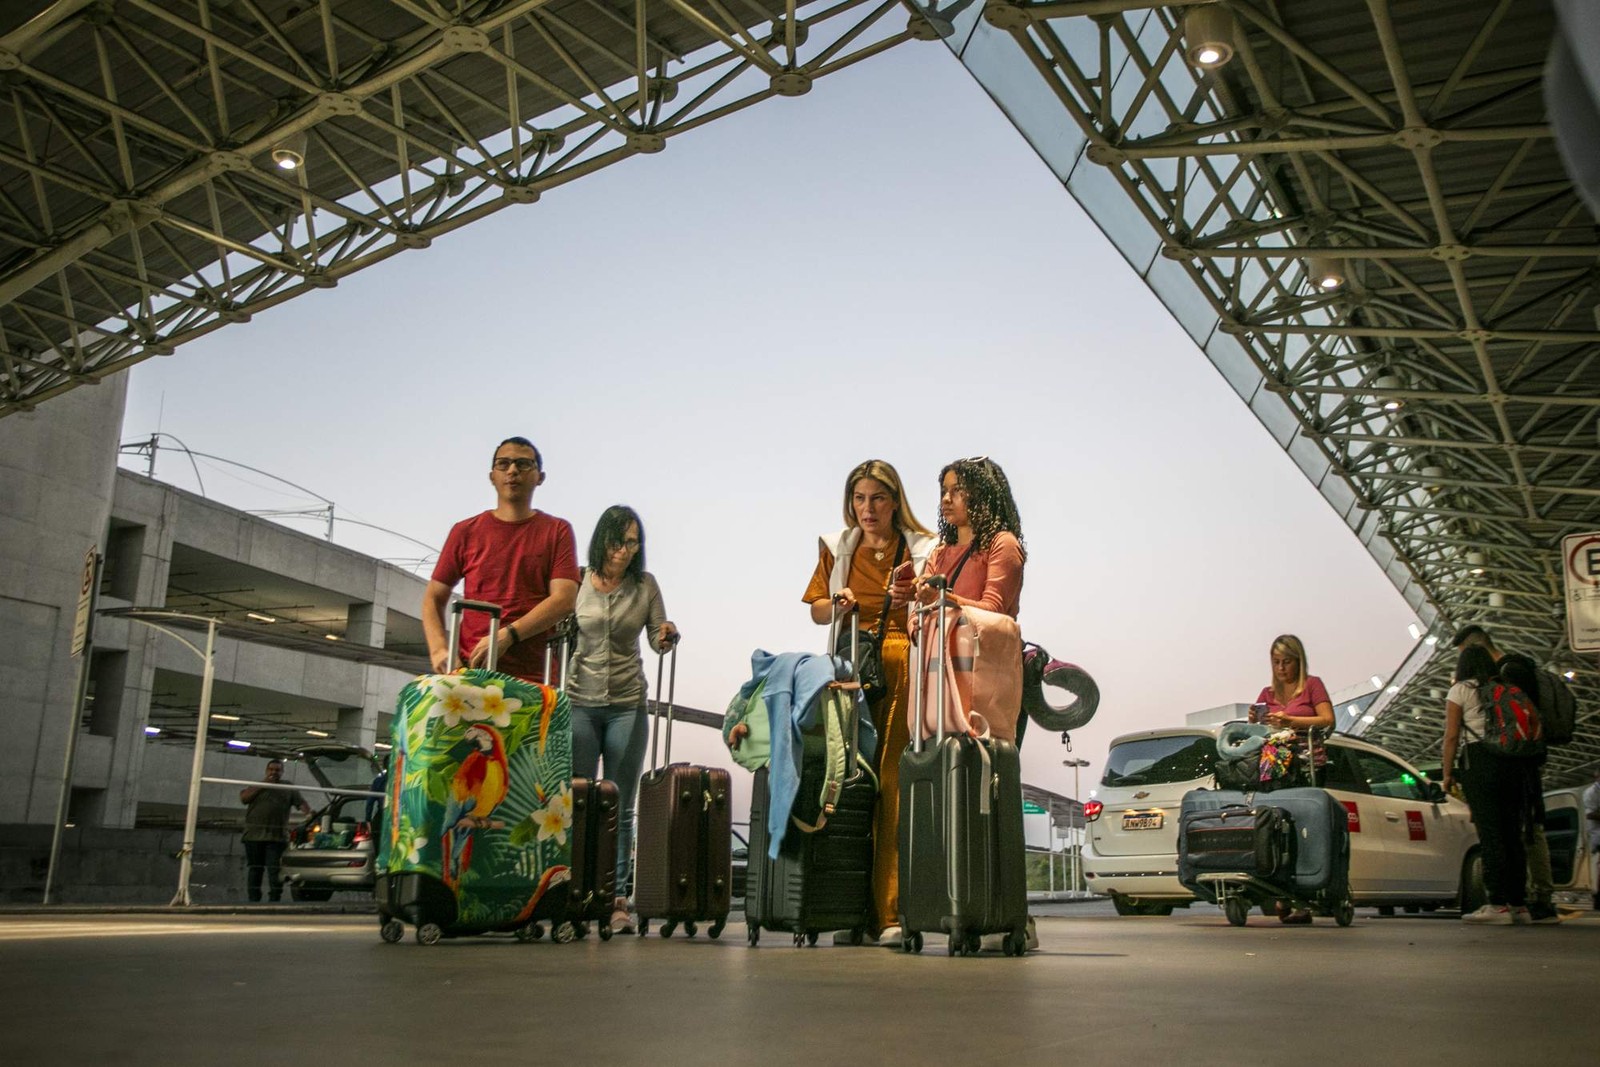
[1441,644,1541,925]
[1452,625,1573,924]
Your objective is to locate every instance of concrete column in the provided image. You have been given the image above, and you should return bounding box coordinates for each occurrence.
[0,375,128,824]
[336,704,376,752]
[346,602,384,646]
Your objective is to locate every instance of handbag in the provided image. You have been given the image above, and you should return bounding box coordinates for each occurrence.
[833,538,902,700]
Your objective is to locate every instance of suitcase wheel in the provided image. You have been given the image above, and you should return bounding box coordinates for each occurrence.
[947,931,962,957]
[380,920,405,944]
[574,921,590,940]
[747,926,760,947]
[684,921,698,938]
[1224,898,1249,927]
[599,923,613,942]
[708,920,725,940]
[638,920,650,937]
[901,931,922,954]
[514,923,542,943]
[1335,899,1354,927]
[416,923,443,946]
[659,921,676,938]
[554,922,577,944]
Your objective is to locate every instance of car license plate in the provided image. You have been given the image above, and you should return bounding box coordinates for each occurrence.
[1122,812,1163,831]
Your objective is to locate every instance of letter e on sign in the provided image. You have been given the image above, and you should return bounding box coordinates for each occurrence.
[70,547,99,658]
[1561,533,1600,653]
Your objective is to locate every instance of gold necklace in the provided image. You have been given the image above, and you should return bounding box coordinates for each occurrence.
[865,536,894,562]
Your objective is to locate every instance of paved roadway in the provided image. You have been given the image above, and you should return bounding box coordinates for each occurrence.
[3,901,1594,1065]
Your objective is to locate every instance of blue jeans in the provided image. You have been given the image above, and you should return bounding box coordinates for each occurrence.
[570,702,647,894]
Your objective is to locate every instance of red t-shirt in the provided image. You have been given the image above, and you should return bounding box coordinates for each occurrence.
[432,511,580,682]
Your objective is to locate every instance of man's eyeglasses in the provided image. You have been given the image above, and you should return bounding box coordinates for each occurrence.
[492,458,538,472]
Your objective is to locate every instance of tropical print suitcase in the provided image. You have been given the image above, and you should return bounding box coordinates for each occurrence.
[375,666,573,944]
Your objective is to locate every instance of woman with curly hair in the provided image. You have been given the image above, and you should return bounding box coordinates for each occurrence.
[915,455,1025,620]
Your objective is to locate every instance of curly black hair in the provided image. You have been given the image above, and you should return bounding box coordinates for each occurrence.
[937,457,1025,557]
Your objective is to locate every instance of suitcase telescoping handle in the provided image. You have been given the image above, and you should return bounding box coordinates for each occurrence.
[541,614,576,689]
[827,595,864,785]
[909,576,950,753]
[648,633,682,772]
[447,599,503,673]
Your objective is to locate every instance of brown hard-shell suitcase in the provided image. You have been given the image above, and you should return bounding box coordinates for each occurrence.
[632,642,733,938]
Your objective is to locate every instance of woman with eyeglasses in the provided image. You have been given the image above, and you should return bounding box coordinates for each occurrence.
[801,459,936,948]
[567,504,678,937]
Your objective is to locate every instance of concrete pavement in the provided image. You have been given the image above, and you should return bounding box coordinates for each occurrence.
[4,902,1594,1065]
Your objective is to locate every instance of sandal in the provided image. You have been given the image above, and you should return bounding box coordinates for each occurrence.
[1279,910,1312,925]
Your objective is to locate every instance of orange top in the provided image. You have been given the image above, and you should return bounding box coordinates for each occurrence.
[803,540,909,637]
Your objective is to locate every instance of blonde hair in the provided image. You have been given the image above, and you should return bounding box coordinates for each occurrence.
[842,459,933,537]
[1270,634,1309,700]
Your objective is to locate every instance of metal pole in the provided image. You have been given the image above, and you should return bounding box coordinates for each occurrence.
[171,619,218,907]
[43,550,101,905]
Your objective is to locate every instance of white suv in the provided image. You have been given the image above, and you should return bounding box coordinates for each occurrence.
[1081,727,1482,915]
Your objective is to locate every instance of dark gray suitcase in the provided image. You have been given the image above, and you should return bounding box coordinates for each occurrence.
[1178,804,1295,888]
[896,581,1028,956]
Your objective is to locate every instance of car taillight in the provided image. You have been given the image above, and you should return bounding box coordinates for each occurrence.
[354,823,372,844]
[1082,800,1103,822]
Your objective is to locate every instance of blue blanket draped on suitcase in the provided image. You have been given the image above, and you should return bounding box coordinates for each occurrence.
[737,650,877,859]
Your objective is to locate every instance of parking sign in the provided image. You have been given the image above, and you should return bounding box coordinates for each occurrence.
[1562,532,1600,652]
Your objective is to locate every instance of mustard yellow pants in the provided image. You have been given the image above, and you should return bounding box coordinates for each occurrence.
[870,632,912,935]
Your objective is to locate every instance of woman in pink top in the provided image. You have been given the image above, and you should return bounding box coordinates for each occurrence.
[915,456,1025,619]
[1249,633,1334,925]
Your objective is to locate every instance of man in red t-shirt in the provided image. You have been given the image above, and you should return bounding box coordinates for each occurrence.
[423,437,580,682]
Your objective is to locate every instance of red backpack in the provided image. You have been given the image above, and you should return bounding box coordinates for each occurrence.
[1478,683,1544,759]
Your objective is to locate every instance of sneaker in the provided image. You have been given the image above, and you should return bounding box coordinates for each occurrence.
[609,908,635,937]
[878,925,903,948]
[831,929,877,946]
[1529,904,1562,925]
[1462,904,1513,925]
[1511,907,1532,925]
[1024,915,1039,952]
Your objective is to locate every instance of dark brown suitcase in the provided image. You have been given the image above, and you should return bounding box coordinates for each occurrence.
[567,776,620,939]
[633,643,733,938]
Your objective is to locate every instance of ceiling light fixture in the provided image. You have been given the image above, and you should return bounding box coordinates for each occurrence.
[1466,550,1485,576]
[246,612,277,624]
[226,739,251,749]
[1305,255,1345,291]
[271,130,307,171]
[212,713,241,722]
[1183,5,1234,69]
[144,726,161,736]
[306,729,330,738]
[1373,373,1404,411]
[1564,670,1578,681]
[324,633,341,641]
[1369,675,1384,689]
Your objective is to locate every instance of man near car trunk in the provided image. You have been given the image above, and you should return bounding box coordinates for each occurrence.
[240,760,311,903]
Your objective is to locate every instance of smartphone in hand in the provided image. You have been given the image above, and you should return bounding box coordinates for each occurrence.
[892,560,916,583]
[1249,701,1269,724]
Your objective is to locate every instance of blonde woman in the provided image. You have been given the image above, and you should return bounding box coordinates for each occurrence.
[1249,633,1334,924]
[803,460,936,947]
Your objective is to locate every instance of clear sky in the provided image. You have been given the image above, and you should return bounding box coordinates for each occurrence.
[118,39,1419,813]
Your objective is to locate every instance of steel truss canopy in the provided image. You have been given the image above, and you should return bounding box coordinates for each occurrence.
[0,0,924,414]
[5,1,1599,778]
[899,0,1600,779]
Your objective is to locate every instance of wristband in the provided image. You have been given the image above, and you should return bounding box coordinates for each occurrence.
[504,626,519,648]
